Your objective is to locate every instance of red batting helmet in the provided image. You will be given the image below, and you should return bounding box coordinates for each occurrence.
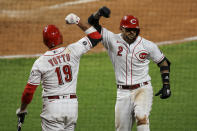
[120,15,139,29]
[43,25,63,48]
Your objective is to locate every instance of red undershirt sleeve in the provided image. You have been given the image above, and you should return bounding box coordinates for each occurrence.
[85,26,102,47]
[87,31,102,39]
[21,83,38,104]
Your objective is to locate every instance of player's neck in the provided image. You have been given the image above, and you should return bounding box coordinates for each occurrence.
[49,44,63,50]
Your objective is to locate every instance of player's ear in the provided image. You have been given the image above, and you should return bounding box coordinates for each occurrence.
[120,27,124,32]
[121,28,127,34]
[119,26,122,30]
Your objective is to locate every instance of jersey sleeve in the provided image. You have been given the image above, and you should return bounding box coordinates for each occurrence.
[68,37,92,57]
[101,27,113,50]
[145,41,165,64]
[27,60,41,85]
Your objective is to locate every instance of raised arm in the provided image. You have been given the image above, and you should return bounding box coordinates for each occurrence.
[65,13,102,47]
[87,6,111,33]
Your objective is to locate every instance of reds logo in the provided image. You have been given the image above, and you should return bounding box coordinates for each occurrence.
[139,52,148,59]
[135,50,148,62]
[130,19,137,24]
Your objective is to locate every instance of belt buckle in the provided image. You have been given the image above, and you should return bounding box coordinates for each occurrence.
[59,96,63,99]
[140,81,148,87]
[62,95,69,99]
[63,94,76,99]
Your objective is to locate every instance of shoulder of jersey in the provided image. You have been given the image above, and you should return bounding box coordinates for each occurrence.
[102,27,114,35]
[141,37,155,46]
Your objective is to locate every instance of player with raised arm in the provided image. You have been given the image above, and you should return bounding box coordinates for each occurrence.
[16,13,102,131]
[88,7,171,131]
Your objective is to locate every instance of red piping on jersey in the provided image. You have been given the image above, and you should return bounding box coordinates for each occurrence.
[126,47,128,85]
[50,47,61,51]
[28,82,40,85]
[85,36,92,48]
[131,37,142,85]
[44,48,66,56]
[156,55,165,64]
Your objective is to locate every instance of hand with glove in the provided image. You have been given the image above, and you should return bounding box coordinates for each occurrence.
[65,13,80,24]
[92,6,111,20]
[65,12,99,32]
[155,84,171,99]
[88,6,111,30]
[16,108,28,131]
[97,6,111,18]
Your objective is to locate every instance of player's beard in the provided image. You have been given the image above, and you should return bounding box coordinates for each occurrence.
[127,34,136,40]
[125,34,137,44]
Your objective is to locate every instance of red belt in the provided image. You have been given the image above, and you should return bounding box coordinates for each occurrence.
[47,94,77,99]
[117,81,149,90]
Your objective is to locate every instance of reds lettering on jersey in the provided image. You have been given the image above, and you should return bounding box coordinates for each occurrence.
[101,28,164,85]
[27,37,92,97]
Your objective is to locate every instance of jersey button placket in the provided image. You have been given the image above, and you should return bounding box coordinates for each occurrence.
[126,47,129,85]
[130,44,135,86]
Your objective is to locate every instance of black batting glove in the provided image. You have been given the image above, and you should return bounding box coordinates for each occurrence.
[17,112,27,123]
[16,108,28,127]
[88,6,110,32]
[17,112,27,131]
[98,6,111,18]
[155,84,171,99]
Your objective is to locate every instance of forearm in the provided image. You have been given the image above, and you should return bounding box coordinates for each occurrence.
[88,6,110,33]
[155,57,171,99]
[93,11,102,19]
[159,60,170,84]
[65,13,92,31]
[20,102,28,111]
[65,13,102,47]
[77,20,90,31]
[77,19,102,47]
[20,83,38,111]
[88,11,102,25]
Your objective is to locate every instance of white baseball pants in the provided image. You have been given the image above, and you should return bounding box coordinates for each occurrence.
[115,82,153,131]
[40,97,78,131]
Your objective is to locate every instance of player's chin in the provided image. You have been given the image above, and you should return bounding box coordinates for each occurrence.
[127,35,136,40]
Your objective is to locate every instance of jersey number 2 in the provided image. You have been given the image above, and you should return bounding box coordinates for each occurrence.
[117,46,123,56]
[55,65,72,85]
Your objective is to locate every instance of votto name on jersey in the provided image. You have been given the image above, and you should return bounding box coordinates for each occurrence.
[48,53,70,67]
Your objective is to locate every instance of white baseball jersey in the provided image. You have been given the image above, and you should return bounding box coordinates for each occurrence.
[27,37,92,97]
[101,28,165,85]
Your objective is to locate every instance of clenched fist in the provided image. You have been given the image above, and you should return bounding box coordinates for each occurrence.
[155,84,171,99]
[98,6,111,18]
[65,13,80,24]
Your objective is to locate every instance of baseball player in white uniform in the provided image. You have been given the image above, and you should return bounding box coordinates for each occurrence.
[16,13,102,131]
[88,7,171,131]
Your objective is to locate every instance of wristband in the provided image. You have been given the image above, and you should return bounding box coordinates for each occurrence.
[161,73,170,83]
[163,84,170,89]
[160,66,170,72]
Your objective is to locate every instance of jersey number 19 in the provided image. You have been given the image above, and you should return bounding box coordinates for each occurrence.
[55,65,72,85]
